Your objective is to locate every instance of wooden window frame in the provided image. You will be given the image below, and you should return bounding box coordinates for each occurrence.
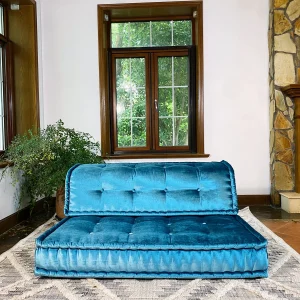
[153,49,192,152]
[0,4,15,156]
[98,1,209,159]
[111,52,151,152]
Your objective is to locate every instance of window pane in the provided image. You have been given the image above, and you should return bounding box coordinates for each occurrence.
[0,6,4,36]
[152,21,172,46]
[132,118,146,146]
[111,23,130,48]
[116,88,130,116]
[175,87,189,116]
[111,20,192,48]
[174,56,188,86]
[159,117,173,146]
[131,58,145,87]
[116,58,130,86]
[173,20,192,46]
[158,56,189,147]
[117,118,131,147]
[0,46,4,150]
[158,88,172,117]
[130,22,150,47]
[158,57,172,86]
[132,89,146,117]
[0,117,4,151]
[115,57,147,148]
[175,117,188,145]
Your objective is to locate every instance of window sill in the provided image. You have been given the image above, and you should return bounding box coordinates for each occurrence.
[0,161,13,169]
[105,153,210,159]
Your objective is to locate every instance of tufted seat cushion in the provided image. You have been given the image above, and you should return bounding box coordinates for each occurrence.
[35,215,268,278]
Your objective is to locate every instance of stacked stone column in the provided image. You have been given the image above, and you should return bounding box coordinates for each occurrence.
[269,0,300,205]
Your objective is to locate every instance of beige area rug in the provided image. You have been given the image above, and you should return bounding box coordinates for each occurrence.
[1,207,300,299]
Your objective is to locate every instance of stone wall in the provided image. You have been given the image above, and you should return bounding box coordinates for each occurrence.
[269,0,300,205]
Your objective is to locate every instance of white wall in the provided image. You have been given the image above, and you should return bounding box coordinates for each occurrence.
[36,0,270,195]
[0,170,24,220]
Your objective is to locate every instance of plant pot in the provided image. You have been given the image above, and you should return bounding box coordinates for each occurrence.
[56,186,66,219]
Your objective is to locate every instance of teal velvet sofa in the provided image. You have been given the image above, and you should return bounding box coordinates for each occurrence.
[35,161,268,278]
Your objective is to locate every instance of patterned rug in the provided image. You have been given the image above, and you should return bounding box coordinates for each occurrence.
[1,207,300,299]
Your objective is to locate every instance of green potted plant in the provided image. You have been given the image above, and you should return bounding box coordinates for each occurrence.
[0,120,103,218]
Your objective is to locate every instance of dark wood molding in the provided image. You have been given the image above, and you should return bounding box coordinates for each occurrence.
[0,34,8,43]
[0,1,39,152]
[0,197,55,235]
[112,15,193,22]
[0,0,36,5]
[8,3,39,135]
[195,2,204,154]
[238,195,271,206]
[106,153,210,159]
[280,84,300,98]
[0,161,8,168]
[110,52,152,152]
[98,1,205,159]
[0,5,16,150]
[0,160,13,168]
[98,5,111,157]
[100,1,200,21]
[4,40,16,147]
[99,1,202,9]
[33,2,40,130]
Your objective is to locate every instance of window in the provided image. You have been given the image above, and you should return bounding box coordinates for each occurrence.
[0,45,5,151]
[98,2,208,158]
[0,4,14,155]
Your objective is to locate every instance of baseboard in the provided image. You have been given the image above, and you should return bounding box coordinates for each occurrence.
[0,197,55,235]
[238,195,271,206]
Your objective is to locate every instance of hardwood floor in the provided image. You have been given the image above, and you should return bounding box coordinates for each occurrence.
[242,206,300,254]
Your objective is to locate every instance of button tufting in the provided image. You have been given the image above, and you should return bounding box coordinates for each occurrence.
[132,189,136,193]
[164,188,168,192]
[197,188,201,192]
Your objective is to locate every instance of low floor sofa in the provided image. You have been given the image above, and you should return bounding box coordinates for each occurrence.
[35,161,268,279]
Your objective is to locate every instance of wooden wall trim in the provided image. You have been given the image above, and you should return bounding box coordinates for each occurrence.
[98,1,206,158]
[98,5,110,157]
[238,195,271,206]
[8,3,39,136]
[0,197,54,235]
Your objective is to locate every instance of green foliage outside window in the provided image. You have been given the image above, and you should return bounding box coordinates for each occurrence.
[112,20,191,148]
[111,20,192,47]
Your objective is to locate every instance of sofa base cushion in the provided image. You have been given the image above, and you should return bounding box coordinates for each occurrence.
[35,269,267,279]
[35,215,268,279]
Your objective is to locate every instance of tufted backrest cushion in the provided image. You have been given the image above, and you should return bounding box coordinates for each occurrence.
[64,161,238,216]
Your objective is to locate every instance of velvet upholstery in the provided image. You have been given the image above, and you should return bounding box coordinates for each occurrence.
[64,161,238,216]
[35,215,268,278]
[35,161,268,279]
